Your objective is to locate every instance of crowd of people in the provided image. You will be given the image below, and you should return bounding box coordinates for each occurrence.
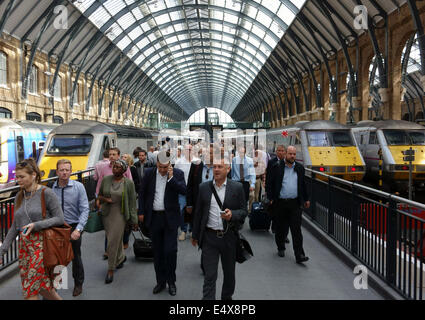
[0,140,310,301]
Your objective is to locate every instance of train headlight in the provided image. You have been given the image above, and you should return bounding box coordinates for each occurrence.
[40,170,45,177]
[312,166,328,173]
[349,166,364,172]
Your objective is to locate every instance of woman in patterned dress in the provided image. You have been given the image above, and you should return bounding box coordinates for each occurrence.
[0,159,64,300]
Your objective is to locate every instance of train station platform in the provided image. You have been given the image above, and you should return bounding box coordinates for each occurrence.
[0,217,388,300]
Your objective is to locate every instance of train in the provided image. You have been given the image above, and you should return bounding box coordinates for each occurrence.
[38,120,159,179]
[265,120,366,182]
[0,119,58,189]
[351,120,425,192]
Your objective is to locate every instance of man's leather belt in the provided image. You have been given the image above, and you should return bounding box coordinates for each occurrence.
[153,210,165,214]
[278,198,297,202]
[206,227,225,232]
[206,227,226,237]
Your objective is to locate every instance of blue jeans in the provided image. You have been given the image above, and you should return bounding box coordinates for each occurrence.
[179,194,191,233]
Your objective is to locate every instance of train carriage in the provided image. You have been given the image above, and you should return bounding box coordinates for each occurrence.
[0,119,57,189]
[352,120,425,191]
[266,120,366,182]
[38,120,158,179]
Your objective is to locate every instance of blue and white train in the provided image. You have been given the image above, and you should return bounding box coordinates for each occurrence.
[0,119,58,189]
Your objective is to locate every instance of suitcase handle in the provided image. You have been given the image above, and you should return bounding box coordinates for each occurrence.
[131,228,148,241]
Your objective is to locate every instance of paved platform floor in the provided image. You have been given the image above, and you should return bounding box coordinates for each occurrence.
[0,223,384,300]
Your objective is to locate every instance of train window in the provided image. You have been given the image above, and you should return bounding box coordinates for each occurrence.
[369,132,378,144]
[307,131,329,147]
[47,135,93,155]
[408,131,425,145]
[294,134,301,145]
[330,131,353,146]
[383,130,410,145]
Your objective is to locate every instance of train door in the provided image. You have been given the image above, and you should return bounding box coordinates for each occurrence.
[99,136,111,160]
[364,130,380,177]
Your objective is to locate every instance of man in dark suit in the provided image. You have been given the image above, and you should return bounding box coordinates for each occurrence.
[191,155,248,300]
[134,149,153,193]
[138,151,186,296]
[267,145,310,264]
[266,145,290,240]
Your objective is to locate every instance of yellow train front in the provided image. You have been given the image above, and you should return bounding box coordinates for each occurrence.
[38,120,159,180]
[38,120,117,180]
[352,120,425,192]
[267,120,365,182]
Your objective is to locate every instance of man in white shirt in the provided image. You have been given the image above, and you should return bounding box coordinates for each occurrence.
[191,152,248,300]
[138,151,187,296]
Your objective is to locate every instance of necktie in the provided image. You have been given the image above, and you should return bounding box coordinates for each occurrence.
[240,161,244,181]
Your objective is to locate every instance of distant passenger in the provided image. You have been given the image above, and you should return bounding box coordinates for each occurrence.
[265,145,289,236]
[94,149,110,183]
[148,146,157,166]
[121,153,139,250]
[97,159,138,284]
[231,146,255,212]
[138,151,186,296]
[52,159,89,297]
[95,147,133,196]
[174,144,193,241]
[252,149,267,205]
[187,144,215,273]
[133,149,154,193]
[133,147,143,164]
[0,158,64,300]
[267,145,310,263]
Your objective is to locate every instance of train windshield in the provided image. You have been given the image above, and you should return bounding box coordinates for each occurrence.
[383,130,425,145]
[330,131,353,146]
[307,131,353,147]
[47,135,93,155]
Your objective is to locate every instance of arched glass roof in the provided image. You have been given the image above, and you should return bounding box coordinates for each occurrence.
[73,0,306,115]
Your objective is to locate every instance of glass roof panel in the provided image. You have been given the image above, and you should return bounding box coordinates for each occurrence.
[74,0,306,114]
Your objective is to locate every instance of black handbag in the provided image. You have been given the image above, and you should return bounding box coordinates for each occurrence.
[235,231,253,263]
[209,182,253,264]
[132,228,153,259]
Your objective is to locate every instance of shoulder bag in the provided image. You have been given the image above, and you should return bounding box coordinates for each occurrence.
[209,182,253,264]
[41,188,74,278]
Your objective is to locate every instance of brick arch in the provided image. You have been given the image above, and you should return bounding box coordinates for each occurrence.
[393,29,417,121]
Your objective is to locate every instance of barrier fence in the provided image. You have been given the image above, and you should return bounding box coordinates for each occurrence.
[0,169,95,272]
[305,168,425,300]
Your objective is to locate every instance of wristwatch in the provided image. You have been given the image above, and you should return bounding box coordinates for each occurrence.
[76,228,83,233]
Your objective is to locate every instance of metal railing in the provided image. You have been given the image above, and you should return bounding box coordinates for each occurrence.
[0,168,95,272]
[304,168,425,300]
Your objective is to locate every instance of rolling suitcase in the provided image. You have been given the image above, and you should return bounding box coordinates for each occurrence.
[249,185,271,231]
[249,201,272,231]
[132,229,154,259]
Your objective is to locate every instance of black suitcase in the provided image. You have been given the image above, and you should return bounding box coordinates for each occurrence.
[132,229,154,259]
[249,201,272,231]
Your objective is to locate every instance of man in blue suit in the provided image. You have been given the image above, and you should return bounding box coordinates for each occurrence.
[139,151,186,296]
